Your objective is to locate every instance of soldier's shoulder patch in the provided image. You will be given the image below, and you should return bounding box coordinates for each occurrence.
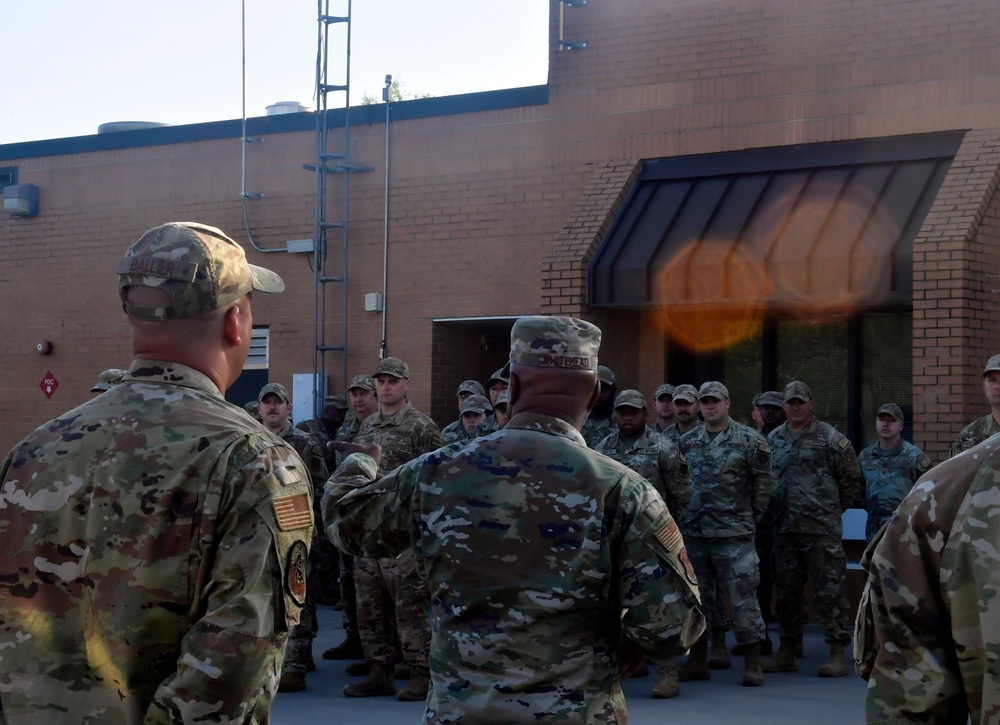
[837,436,850,450]
[678,546,698,587]
[274,463,304,486]
[917,455,932,472]
[286,540,308,607]
[653,515,684,552]
[273,492,312,530]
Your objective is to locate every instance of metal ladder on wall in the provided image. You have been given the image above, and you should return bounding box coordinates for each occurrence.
[309,0,371,416]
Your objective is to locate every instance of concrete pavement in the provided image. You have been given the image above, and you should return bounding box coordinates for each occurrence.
[272,606,867,724]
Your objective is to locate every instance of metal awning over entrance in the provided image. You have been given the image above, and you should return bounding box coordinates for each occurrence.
[588,132,964,312]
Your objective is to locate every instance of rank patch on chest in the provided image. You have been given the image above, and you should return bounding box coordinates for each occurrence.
[273,492,312,530]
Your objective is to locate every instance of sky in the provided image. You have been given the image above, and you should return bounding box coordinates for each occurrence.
[1,1,550,144]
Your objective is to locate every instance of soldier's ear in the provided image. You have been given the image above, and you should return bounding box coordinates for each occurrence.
[585,373,600,412]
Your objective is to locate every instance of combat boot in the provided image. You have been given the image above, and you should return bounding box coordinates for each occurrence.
[761,637,799,673]
[677,640,711,682]
[651,663,680,699]
[278,671,306,693]
[397,665,430,701]
[345,660,371,676]
[708,631,731,670]
[344,661,396,698]
[760,633,774,655]
[395,663,411,680]
[818,643,848,678]
[322,633,364,660]
[741,642,764,687]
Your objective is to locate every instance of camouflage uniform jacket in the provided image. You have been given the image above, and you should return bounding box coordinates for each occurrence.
[679,419,774,538]
[475,413,499,437]
[441,417,475,444]
[660,421,704,447]
[855,436,1000,724]
[858,439,931,542]
[295,416,336,450]
[594,425,692,521]
[767,417,861,536]
[323,412,704,724]
[354,400,444,474]
[581,411,616,448]
[949,412,1000,458]
[279,419,329,525]
[0,359,313,724]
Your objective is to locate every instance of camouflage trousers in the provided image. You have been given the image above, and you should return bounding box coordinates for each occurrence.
[340,553,357,638]
[772,532,851,645]
[686,535,764,644]
[282,558,318,675]
[354,548,430,667]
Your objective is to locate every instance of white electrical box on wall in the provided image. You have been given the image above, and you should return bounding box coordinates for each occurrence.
[365,292,384,312]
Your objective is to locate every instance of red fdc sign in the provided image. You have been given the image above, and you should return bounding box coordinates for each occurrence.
[40,371,58,398]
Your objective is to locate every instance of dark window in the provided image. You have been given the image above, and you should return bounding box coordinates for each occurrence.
[0,166,17,190]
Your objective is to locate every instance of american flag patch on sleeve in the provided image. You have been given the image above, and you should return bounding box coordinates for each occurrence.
[654,517,683,551]
[273,493,312,530]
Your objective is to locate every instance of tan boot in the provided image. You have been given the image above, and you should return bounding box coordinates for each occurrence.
[761,637,799,673]
[818,643,848,678]
[741,642,764,687]
[397,665,430,701]
[345,659,371,676]
[278,671,306,692]
[708,631,731,670]
[677,640,711,682]
[322,634,364,660]
[344,661,396,697]
[651,663,680,699]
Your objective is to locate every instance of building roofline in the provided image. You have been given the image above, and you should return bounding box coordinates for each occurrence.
[0,84,549,161]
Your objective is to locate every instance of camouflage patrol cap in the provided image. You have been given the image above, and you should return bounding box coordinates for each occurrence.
[672,384,698,404]
[752,393,763,407]
[324,395,349,409]
[654,383,675,401]
[597,365,616,386]
[457,379,486,397]
[90,368,126,393]
[117,221,284,321]
[783,380,813,403]
[759,390,784,407]
[876,403,904,422]
[244,400,259,414]
[373,357,409,379]
[487,366,510,385]
[508,316,601,370]
[348,374,376,392]
[258,382,291,403]
[460,394,491,415]
[614,389,648,410]
[984,355,1000,376]
[698,381,730,401]
[495,389,509,408]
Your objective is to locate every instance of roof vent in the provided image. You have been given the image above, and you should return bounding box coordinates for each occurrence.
[266,101,310,116]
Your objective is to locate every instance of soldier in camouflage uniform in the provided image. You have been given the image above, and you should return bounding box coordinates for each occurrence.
[458,394,491,437]
[493,389,511,429]
[653,383,676,434]
[325,315,704,723]
[335,357,444,701]
[581,364,617,447]
[744,390,787,656]
[949,354,1000,458]
[762,381,861,678]
[858,403,931,543]
[675,381,774,690]
[595,388,692,699]
[476,366,510,436]
[441,380,487,443]
[0,221,310,723]
[296,395,349,466]
[89,367,126,393]
[322,374,379,663]
[258,382,330,692]
[661,383,703,445]
[855,435,1000,723]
